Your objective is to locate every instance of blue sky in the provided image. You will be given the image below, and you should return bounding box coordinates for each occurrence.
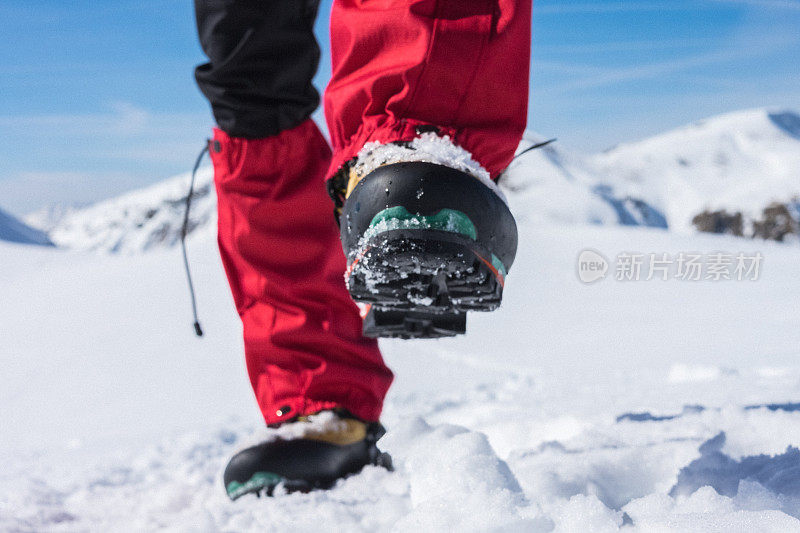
[1,0,799,216]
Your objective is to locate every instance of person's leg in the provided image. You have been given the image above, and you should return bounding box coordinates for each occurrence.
[195,0,322,138]
[194,0,393,426]
[324,0,532,181]
[324,0,531,339]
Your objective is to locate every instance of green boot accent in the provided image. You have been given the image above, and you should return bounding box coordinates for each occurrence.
[226,471,283,499]
[491,254,508,277]
[365,206,478,241]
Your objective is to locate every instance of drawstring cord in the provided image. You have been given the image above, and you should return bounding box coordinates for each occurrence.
[511,138,557,162]
[496,138,557,185]
[182,143,209,337]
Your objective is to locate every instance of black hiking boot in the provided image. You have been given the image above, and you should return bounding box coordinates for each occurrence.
[223,411,392,500]
[331,151,518,339]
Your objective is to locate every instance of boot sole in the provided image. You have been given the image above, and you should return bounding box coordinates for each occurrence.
[346,229,505,338]
[339,162,518,339]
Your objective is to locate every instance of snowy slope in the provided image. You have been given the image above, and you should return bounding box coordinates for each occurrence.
[503,134,667,229]
[27,133,670,254]
[24,203,82,234]
[31,107,799,254]
[0,206,53,246]
[3,219,800,530]
[594,108,800,232]
[33,167,216,253]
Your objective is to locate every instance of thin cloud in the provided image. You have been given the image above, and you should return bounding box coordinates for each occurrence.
[0,170,146,216]
[0,102,214,216]
[108,101,151,135]
[537,38,719,55]
[534,0,800,14]
[534,2,698,14]
[534,61,610,76]
[538,33,798,94]
[713,0,800,9]
[0,104,209,139]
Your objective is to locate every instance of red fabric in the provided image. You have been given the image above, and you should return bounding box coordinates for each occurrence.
[212,1,530,426]
[211,121,393,425]
[325,0,531,181]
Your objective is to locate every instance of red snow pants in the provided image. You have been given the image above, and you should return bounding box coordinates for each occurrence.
[196,0,531,425]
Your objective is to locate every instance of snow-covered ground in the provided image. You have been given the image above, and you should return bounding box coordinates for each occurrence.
[3,215,800,531]
[3,106,800,530]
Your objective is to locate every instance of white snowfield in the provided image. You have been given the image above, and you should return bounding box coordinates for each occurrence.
[3,222,800,531]
[2,107,800,531]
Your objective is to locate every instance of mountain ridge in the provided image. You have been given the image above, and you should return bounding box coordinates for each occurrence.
[23,107,800,253]
[592,107,800,232]
[0,206,53,246]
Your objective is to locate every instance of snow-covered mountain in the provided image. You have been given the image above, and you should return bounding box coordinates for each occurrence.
[0,206,53,246]
[502,134,667,229]
[21,136,665,254]
[26,167,215,253]
[24,203,83,234]
[23,107,800,253]
[594,108,800,233]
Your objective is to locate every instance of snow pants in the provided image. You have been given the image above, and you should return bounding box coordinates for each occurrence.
[194,0,531,425]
